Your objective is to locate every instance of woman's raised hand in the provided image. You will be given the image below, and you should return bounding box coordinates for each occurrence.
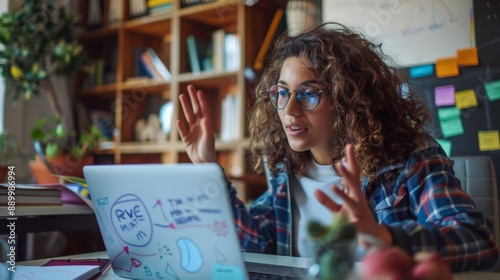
[176,85,217,163]
[314,144,392,248]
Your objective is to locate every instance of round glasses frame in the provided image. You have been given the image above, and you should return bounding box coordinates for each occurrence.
[267,84,324,111]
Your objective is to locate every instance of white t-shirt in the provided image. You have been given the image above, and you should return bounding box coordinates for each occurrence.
[293,160,343,257]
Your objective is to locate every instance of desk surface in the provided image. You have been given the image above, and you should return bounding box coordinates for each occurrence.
[18,251,500,280]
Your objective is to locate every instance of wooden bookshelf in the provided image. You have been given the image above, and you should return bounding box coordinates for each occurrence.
[77,0,284,200]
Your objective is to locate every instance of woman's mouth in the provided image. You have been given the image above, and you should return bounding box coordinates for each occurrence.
[287,126,307,136]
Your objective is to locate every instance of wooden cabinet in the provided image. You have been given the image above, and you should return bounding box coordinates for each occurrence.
[77,0,284,201]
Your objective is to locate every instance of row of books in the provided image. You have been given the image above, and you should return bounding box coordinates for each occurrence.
[186,30,240,73]
[86,0,173,28]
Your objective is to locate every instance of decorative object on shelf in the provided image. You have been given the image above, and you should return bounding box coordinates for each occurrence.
[135,114,164,142]
[286,0,320,36]
[90,110,115,141]
[159,101,174,135]
[0,0,95,183]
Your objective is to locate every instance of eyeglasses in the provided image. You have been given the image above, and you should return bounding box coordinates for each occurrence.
[267,84,324,111]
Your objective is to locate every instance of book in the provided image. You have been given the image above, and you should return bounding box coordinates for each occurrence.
[0,183,92,207]
[148,0,173,6]
[129,0,148,18]
[0,184,62,206]
[186,35,202,73]
[108,0,123,26]
[87,0,103,29]
[149,3,173,15]
[181,0,215,8]
[212,28,225,72]
[140,51,164,80]
[220,93,241,142]
[224,33,240,71]
[12,265,100,280]
[145,47,172,80]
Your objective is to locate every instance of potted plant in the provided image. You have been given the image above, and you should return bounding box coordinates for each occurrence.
[0,0,97,183]
[29,116,102,183]
[0,130,18,182]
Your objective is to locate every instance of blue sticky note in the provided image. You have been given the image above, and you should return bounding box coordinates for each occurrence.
[409,64,434,78]
[436,139,452,156]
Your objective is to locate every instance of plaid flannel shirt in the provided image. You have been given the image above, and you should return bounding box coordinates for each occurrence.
[227,137,499,272]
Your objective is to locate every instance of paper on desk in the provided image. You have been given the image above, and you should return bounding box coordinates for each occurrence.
[11,265,99,280]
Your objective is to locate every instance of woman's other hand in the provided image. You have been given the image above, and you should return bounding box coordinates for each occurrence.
[176,84,217,163]
[314,144,392,248]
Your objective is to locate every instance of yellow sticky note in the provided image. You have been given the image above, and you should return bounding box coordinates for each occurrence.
[478,130,500,151]
[436,57,459,78]
[455,89,478,109]
[457,47,479,66]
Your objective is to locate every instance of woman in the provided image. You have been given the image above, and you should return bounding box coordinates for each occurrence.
[176,22,499,272]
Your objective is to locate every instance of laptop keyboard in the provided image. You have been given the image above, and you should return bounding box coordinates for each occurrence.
[248,271,302,279]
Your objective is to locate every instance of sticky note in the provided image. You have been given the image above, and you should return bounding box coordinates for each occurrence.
[455,89,478,109]
[478,130,500,151]
[434,85,455,107]
[457,47,479,66]
[409,64,434,78]
[438,107,461,121]
[436,57,459,78]
[485,80,500,102]
[436,139,452,156]
[440,118,464,138]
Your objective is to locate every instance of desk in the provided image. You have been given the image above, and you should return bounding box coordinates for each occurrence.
[17,251,500,280]
[0,204,99,261]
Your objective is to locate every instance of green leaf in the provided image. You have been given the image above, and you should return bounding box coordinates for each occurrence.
[45,142,59,157]
[55,175,87,187]
[55,123,65,138]
[31,127,45,140]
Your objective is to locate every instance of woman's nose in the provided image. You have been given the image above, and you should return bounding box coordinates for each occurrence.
[284,92,302,116]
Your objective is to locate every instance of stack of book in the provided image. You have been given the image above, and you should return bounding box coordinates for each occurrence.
[147,0,173,15]
[1,184,62,206]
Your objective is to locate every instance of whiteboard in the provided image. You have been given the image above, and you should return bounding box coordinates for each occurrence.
[322,0,475,66]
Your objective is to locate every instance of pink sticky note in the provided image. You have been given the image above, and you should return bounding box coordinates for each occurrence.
[435,85,455,107]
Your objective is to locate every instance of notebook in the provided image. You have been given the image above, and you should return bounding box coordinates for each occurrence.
[84,163,310,280]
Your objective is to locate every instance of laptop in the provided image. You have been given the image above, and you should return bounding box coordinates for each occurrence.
[84,163,311,280]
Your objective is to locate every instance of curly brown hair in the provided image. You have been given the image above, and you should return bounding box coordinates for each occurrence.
[248,22,430,180]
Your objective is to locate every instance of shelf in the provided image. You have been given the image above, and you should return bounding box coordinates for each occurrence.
[80,26,119,41]
[76,0,278,199]
[117,139,248,155]
[79,84,118,95]
[178,71,238,87]
[123,13,173,37]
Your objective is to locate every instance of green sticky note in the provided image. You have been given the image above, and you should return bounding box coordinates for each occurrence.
[440,118,464,138]
[438,107,461,121]
[485,80,500,102]
[436,139,452,156]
